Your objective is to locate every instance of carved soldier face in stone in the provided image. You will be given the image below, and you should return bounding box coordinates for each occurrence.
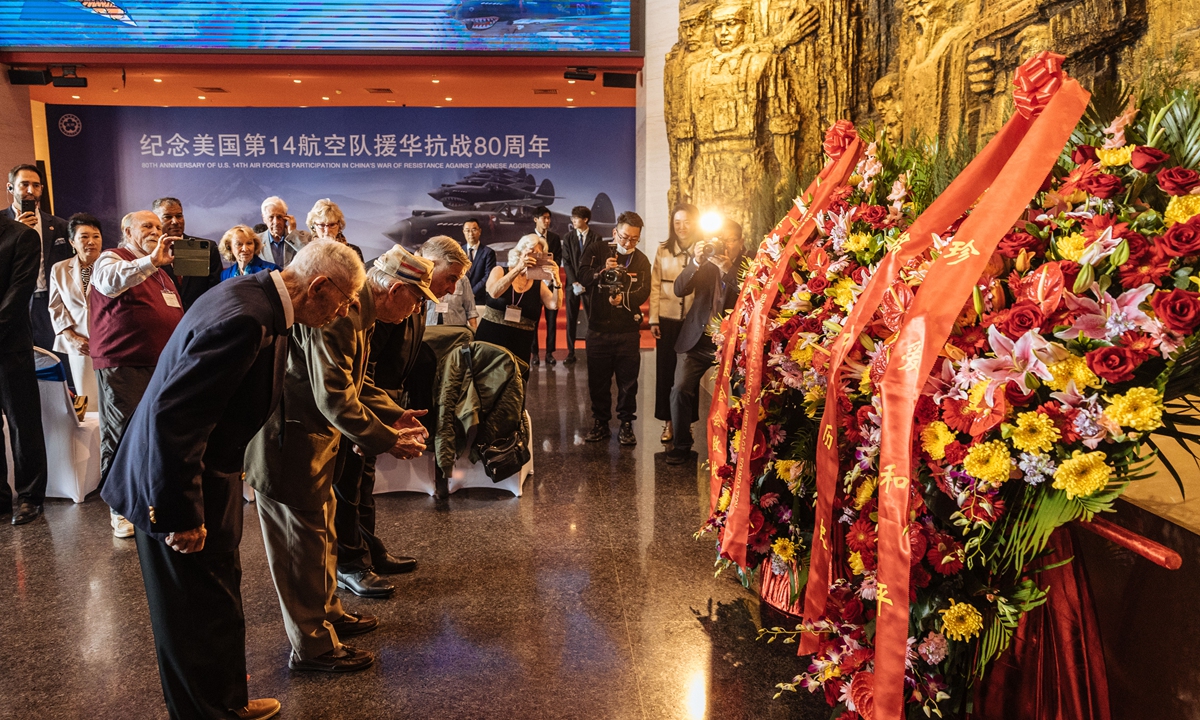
[712,6,747,51]
[872,74,903,142]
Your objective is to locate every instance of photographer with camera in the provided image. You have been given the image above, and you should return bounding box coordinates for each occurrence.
[578,211,650,446]
[665,218,744,465]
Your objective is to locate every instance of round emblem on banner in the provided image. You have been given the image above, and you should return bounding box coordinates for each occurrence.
[58,114,83,137]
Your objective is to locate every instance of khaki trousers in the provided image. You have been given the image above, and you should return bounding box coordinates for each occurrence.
[256,490,347,660]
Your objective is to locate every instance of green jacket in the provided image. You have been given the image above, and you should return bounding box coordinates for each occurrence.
[435,342,527,476]
[245,285,404,510]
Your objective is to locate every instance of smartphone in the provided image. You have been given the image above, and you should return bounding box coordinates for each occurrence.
[172,238,212,277]
[20,198,36,215]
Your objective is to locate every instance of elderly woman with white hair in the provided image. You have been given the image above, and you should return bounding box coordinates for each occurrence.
[220,224,280,280]
[306,198,365,262]
[477,233,562,369]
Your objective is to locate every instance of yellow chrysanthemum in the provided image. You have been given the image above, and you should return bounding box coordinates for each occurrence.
[848,551,865,576]
[717,487,732,512]
[1052,449,1111,499]
[844,232,872,253]
[858,367,873,395]
[1165,195,1200,227]
[1056,232,1088,262]
[1106,387,1163,432]
[939,599,984,642]
[853,476,878,510]
[1046,355,1101,392]
[790,343,815,366]
[963,440,1012,485]
[1096,145,1134,167]
[828,277,858,309]
[775,460,799,479]
[772,537,796,563]
[1010,411,1061,453]
[921,421,956,460]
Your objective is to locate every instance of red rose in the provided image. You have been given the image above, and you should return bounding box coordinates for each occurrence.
[823,119,857,160]
[997,231,1045,258]
[1131,146,1170,173]
[1158,167,1200,196]
[807,274,829,293]
[1056,260,1082,289]
[1152,288,1200,335]
[1072,145,1099,164]
[1086,345,1140,383]
[858,203,888,228]
[850,265,869,284]
[1081,172,1125,199]
[1124,232,1152,261]
[1159,219,1200,257]
[914,395,939,424]
[999,300,1044,338]
[1005,382,1037,407]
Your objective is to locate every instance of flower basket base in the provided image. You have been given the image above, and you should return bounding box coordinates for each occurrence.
[758,560,804,617]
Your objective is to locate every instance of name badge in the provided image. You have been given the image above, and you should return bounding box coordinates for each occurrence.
[504,305,523,323]
[434,301,450,313]
[162,291,181,308]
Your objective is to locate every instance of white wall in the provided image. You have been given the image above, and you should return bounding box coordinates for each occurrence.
[636,0,677,249]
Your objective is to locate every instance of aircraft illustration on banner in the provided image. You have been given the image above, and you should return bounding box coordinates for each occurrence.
[448,0,611,32]
[428,168,559,210]
[66,0,135,25]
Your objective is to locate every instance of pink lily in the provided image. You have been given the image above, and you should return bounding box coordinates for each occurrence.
[1054,283,1156,341]
[970,326,1053,403]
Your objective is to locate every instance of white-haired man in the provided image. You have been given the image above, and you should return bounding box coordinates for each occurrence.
[258,196,310,268]
[245,243,435,673]
[103,239,368,720]
[333,235,468,585]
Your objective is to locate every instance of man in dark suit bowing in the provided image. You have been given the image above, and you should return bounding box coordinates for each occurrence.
[4,163,73,352]
[102,240,368,720]
[529,205,562,365]
[666,218,744,465]
[462,217,495,307]
[560,205,602,365]
[153,196,223,310]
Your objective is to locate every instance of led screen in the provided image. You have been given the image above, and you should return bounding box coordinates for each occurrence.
[0,1,636,53]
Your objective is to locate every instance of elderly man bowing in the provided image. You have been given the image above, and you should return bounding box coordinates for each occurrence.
[102,240,367,720]
[245,244,434,674]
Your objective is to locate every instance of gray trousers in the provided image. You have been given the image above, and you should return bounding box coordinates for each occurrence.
[670,345,716,450]
[95,365,155,485]
[255,491,346,661]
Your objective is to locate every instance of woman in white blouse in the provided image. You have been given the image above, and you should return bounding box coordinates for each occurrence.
[49,213,103,411]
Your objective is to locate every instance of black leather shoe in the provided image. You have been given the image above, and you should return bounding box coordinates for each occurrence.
[289,644,375,673]
[336,569,395,598]
[618,422,637,446]
[373,553,418,575]
[546,355,557,366]
[563,354,577,366]
[331,611,379,638]
[531,355,540,366]
[584,420,611,442]
[11,502,42,526]
[665,448,695,465]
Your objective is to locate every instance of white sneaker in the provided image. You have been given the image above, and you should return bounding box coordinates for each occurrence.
[110,513,135,538]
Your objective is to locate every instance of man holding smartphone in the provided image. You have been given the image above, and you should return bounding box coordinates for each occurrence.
[153,197,222,310]
[4,164,72,354]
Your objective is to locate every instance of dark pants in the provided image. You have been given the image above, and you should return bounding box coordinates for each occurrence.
[29,290,54,352]
[654,318,685,421]
[530,306,557,358]
[333,437,388,573]
[96,366,155,485]
[586,330,641,423]
[563,286,583,356]
[134,471,246,720]
[0,350,48,508]
[670,343,716,450]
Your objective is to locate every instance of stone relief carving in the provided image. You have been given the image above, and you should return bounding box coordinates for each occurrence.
[664,0,1196,236]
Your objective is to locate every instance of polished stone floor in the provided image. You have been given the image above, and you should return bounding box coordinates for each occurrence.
[0,351,827,720]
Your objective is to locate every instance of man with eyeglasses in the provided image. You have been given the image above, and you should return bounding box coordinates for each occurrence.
[257,196,311,268]
[577,211,651,446]
[4,164,72,355]
[245,242,435,676]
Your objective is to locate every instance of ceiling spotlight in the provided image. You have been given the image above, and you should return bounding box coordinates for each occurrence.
[293,79,302,84]
[566,98,573,102]
[153,78,162,83]
[445,97,452,101]
[322,96,330,100]
[386,99,396,103]
[432,79,440,84]
[567,79,576,84]
[71,95,80,99]
[564,67,596,82]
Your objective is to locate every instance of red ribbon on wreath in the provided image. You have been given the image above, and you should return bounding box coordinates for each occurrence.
[1013,51,1067,120]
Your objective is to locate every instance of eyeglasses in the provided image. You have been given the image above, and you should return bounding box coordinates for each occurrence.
[326,277,357,313]
[312,222,340,230]
[614,229,640,245]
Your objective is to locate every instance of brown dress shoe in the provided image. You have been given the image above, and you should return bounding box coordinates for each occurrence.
[234,698,281,720]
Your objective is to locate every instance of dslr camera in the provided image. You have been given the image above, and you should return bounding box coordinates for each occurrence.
[697,239,724,259]
[598,265,632,302]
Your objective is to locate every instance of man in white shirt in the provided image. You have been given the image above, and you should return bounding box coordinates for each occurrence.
[258,196,310,268]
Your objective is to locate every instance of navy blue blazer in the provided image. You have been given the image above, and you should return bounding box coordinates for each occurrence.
[464,243,497,305]
[673,254,742,354]
[102,271,290,548]
[220,255,281,282]
[1,207,72,290]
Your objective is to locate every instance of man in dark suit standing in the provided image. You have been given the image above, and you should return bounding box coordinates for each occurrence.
[560,205,602,366]
[666,219,744,465]
[4,164,73,352]
[153,196,222,310]
[257,196,311,268]
[529,205,562,366]
[462,217,495,307]
[101,241,368,720]
[0,214,48,526]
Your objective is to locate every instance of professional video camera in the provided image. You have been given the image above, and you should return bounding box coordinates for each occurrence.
[597,264,632,302]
